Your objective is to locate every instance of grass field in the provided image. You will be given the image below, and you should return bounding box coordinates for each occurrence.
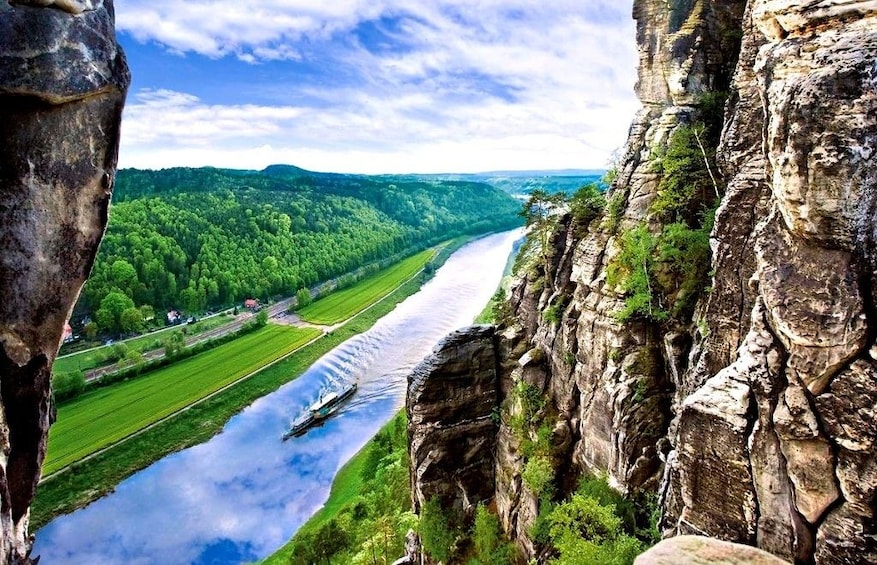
[44,325,320,476]
[297,248,436,325]
[53,313,233,375]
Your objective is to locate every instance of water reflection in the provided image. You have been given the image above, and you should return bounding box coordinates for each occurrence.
[34,230,523,564]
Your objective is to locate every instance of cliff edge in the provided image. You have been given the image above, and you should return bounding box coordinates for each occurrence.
[0,1,128,561]
[407,1,876,563]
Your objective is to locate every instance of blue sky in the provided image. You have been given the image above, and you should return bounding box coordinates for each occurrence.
[115,1,638,174]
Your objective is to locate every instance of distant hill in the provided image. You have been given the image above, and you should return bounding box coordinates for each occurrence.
[389,170,606,197]
[78,166,521,333]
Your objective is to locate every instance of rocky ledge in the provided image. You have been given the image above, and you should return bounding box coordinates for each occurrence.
[0,1,128,562]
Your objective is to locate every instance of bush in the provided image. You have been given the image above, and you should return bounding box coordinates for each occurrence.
[608,217,712,324]
[607,225,662,322]
[547,491,644,565]
[419,496,458,563]
[295,288,311,309]
[470,504,515,565]
[570,183,605,226]
[523,455,555,499]
[52,371,86,401]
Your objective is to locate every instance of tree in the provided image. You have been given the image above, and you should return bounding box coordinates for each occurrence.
[471,504,514,565]
[120,307,144,334]
[295,288,311,309]
[110,259,138,296]
[162,331,186,359]
[84,321,98,339]
[139,304,156,325]
[52,371,86,401]
[419,497,456,563]
[569,183,605,226]
[519,190,566,269]
[95,291,136,334]
[313,518,350,564]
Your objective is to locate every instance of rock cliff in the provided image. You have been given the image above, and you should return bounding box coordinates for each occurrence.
[407,1,876,563]
[0,1,128,562]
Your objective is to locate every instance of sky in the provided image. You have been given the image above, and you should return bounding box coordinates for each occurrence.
[115,1,639,175]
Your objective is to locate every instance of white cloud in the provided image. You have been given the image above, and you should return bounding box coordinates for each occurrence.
[117,1,639,173]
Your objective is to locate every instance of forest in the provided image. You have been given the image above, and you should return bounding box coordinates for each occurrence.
[76,166,521,335]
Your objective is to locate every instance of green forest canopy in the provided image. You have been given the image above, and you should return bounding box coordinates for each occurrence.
[78,165,521,333]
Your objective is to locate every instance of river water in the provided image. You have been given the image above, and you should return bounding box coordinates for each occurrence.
[34,229,523,564]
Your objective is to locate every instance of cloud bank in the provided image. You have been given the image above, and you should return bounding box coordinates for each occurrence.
[117,1,639,173]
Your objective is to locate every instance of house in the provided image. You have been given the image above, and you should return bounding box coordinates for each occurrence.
[167,310,181,325]
[244,299,259,309]
[62,322,74,343]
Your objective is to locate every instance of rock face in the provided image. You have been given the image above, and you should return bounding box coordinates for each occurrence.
[0,1,128,562]
[635,535,790,565]
[407,0,877,563]
[663,3,877,563]
[407,325,500,517]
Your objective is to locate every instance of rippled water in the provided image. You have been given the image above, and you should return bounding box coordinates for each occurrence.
[34,230,523,564]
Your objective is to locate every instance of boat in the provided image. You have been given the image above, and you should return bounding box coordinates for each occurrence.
[282,381,357,440]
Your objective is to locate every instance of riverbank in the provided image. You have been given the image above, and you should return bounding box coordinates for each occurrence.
[32,235,477,530]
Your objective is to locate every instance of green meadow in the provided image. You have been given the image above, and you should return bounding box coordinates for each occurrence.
[297,248,435,325]
[44,325,320,476]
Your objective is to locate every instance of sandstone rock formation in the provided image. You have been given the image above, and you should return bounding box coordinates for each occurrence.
[0,1,128,562]
[407,0,877,563]
[407,325,499,517]
[635,535,790,565]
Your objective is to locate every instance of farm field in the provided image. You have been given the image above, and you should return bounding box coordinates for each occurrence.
[297,248,436,325]
[53,313,233,375]
[44,325,321,475]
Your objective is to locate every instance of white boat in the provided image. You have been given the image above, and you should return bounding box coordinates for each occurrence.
[282,381,357,440]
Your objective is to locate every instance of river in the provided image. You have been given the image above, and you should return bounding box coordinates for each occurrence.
[34,229,523,564]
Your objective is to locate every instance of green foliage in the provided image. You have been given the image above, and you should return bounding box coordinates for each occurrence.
[80,166,521,330]
[507,380,547,443]
[545,480,645,565]
[51,371,86,402]
[162,331,187,359]
[95,291,136,334]
[631,379,649,405]
[294,288,311,309]
[650,125,716,225]
[603,190,626,232]
[608,217,713,324]
[419,496,458,563]
[575,476,637,534]
[523,455,556,499]
[654,222,711,318]
[569,183,606,226]
[519,190,566,269]
[43,326,320,476]
[607,226,662,322]
[469,504,515,565]
[542,304,560,325]
[120,307,145,334]
[486,288,511,325]
[253,309,269,328]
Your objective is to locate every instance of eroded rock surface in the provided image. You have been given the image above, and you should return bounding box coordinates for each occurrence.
[407,325,499,517]
[408,1,876,563]
[635,535,790,564]
[665,3,877,562]
[0,1,128,562]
